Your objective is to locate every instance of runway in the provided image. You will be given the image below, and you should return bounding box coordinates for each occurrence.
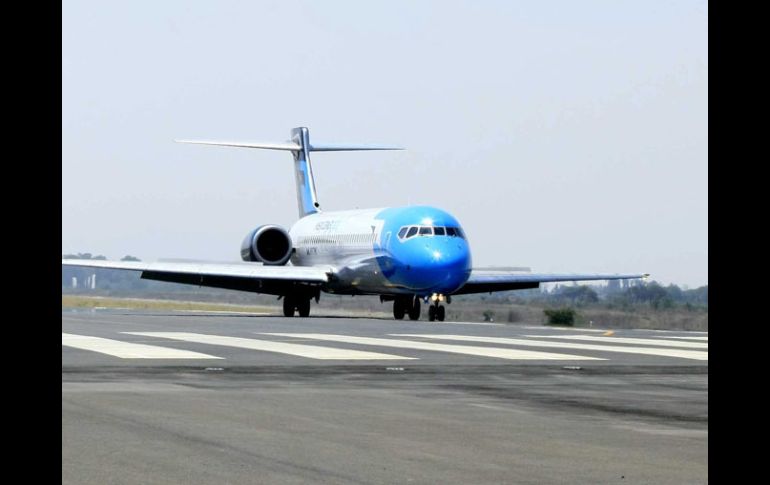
[62,309,708,484]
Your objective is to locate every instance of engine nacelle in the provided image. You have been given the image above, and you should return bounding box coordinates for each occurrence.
[240,225,293,265]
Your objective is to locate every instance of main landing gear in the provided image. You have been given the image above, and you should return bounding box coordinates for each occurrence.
[281,290,319,317]
[391,294,450,321]
[393,296,421,321]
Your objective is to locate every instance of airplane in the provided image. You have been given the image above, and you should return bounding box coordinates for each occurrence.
[62,127,648,321]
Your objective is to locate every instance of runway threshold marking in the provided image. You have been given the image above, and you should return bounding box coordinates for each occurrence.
[392,335,709,361]
[61,333,223,359]
[124,332,415,360]
[522,335,708,349]
[261,334,605,361]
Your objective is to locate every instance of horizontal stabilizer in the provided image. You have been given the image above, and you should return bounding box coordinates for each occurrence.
[175,140,403,152]
[175,140,302,151]
[308,144,403,152]
[177,127,402,218]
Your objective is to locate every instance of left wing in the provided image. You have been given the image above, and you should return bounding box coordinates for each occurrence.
[453,270,649,295]
[61,259,331,296]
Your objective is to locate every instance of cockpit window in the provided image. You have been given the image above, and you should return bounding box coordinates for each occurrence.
[397,224,465,241]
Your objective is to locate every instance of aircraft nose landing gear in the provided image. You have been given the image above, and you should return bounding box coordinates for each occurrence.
[428,293,448,322]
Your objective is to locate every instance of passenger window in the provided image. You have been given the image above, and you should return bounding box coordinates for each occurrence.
[419,226,433,236]
[406,226,418,238]
[398,227,408,239]
[434,227,445,236]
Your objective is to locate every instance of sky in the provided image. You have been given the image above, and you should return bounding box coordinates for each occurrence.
[62,0,708,287]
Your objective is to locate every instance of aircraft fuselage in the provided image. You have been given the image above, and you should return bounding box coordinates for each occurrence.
[289,205,472,296]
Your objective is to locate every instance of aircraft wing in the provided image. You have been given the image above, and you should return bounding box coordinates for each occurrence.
[61,259,331,296]
[453,270,649,295]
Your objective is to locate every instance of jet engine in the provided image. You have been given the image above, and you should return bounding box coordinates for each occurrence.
[240,225,293,265]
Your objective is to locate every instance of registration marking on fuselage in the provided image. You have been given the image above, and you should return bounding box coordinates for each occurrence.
[261,334,605,361]
[392,335,708,361]
[124,332,415,360]
[62,333,223,359]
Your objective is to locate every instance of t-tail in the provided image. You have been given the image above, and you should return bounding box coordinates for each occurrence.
[176,127,402,218]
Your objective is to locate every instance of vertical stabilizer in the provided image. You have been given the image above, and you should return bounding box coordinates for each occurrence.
[290,127,321,218]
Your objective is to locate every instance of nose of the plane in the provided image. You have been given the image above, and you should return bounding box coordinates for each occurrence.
[410,238,471,293]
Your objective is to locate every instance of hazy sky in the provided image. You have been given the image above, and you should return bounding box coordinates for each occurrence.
[62,0,708,287]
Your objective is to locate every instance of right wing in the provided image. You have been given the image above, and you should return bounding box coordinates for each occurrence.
[61,259,331,296]
[453,270,649,295]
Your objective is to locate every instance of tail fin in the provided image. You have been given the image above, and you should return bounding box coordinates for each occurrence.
[177,127,402,218]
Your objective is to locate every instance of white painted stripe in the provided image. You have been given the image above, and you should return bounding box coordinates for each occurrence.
[176,310,271,315]
[657,336,708,341]
[261,334,605,361]
[647,329,708,334]
[517,326,609,333]
[125,332,415,360]
[523,335,708,349]
[62,333,223,359]
[392,335,708,361]
[434,321,505,327]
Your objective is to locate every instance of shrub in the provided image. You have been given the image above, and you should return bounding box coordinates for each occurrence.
[544,308,575,326]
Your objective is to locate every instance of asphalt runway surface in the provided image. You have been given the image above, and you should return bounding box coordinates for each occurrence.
[62,309,708,484]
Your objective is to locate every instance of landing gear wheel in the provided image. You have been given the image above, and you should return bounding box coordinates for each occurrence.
[282,295,296,317]
[393,299,405,320]
[437,305,445,322]
[428,305,436,322]
[297,298,311,317]
[408,298,421,321]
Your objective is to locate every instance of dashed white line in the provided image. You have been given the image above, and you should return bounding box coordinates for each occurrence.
[523,335,708,349]
[429,321,505,327]
[261,334,605,361]
[392,334,708,361]
[516,326,609,333]
[656,336,708,341]
[62,333,223,359]
[125,332,415,360]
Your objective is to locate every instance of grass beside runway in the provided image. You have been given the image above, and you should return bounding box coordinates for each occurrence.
[61,294,391,319]
[61,295,277,314]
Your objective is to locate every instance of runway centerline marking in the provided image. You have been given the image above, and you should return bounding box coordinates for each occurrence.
[392,335,708,361]
[124,332,415,360]
[522,335,708,349]
[261,334,605,361]
[62,333,223,360]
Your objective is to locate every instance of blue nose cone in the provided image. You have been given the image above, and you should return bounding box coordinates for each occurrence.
[374,205,473,295]
[401,237,472,294]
